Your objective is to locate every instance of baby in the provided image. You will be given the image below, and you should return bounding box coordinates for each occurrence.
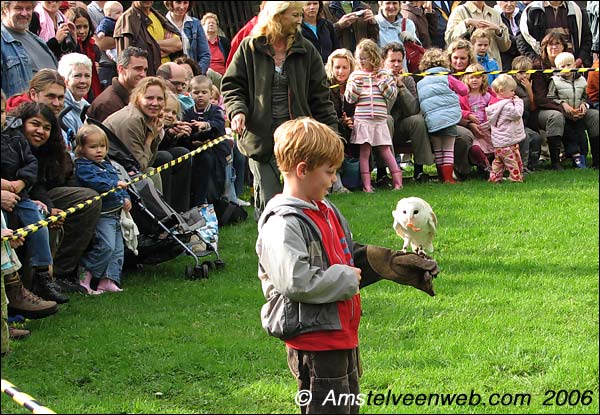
[95,1,123,62]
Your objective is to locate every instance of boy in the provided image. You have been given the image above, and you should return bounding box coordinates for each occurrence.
[548,52,590,168]
[182,75,229,205]
[257,118,440,413]
[470,29,500,86]
[95,1,124,63]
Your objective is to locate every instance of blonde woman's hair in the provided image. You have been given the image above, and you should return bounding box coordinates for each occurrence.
[274,117,344,172]
[511,55,533,71]
[325,48,356,81]
[355,38,382,71]
[201,12,219,26]
[470,28,492,44]
[74,124,109,157]
[419,48,449,72]
[446,38,476,69]
[554,51,575,67]
[463,63,488,93]
[491,74,517,94]
[251,1,305,49]
[130,77,167,112]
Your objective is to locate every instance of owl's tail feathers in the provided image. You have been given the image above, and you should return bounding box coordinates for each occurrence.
[354,244,440,296]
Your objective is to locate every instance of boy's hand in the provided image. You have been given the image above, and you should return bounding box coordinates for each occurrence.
[520,77,532,90]
[123,198,132,212]
[117,180,128,189]
[32,200,48,215]
[49,208,66,228]
[1,229,25,248]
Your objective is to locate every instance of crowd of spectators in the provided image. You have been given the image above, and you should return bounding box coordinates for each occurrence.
[1,0,599,352]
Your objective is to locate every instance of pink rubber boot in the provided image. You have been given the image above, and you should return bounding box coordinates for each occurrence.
[79,271,103,295]
[97,278,123,292]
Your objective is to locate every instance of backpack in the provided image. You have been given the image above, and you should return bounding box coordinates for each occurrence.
[401,19,425,73]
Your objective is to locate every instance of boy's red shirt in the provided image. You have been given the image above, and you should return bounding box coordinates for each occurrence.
[285,200,361,351]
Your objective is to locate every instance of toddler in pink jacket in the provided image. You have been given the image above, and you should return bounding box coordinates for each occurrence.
[485,74,525,183]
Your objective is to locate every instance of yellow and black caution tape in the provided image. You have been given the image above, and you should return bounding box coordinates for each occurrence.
[330,66,600,88]
[1,135,228,242]
[1,379,56,414]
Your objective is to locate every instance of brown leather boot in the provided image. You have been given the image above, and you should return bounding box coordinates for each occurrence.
[5,273,59,319]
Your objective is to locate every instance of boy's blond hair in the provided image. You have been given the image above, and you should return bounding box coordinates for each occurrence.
[463,63,488,93]
[554,51,575,68]
[74,124,109,157]
[470,28,492,45]
[511,55,533,71]
[274,118,344,173]
[491,74,517,94]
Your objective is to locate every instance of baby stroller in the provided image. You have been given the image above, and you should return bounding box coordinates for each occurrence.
[86,118,224,279]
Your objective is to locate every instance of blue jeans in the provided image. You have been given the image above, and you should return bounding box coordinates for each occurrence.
[14,199,52,267]
[79,212,124,284]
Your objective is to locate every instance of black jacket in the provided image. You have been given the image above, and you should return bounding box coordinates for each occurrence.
[301,18,339,63]
[1,118,38,199]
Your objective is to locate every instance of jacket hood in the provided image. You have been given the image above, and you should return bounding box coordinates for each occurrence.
[258,194,322,229]
[6,93,32,113]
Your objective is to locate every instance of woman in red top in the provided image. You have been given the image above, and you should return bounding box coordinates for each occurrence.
[201,13,231,78]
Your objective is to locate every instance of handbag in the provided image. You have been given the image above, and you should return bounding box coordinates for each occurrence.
[401,19,425,73]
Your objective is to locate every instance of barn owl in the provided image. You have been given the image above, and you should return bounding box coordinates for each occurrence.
[392,197,437,255]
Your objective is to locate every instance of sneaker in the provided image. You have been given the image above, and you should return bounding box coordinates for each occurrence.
[233,198,251,207]
[55,277,88,295]
[414,172,431,183]
[573,155,587,169]
[9,326,31,340]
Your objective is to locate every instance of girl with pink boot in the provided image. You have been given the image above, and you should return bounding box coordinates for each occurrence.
[345,39,401,192]
[74,125,131,293]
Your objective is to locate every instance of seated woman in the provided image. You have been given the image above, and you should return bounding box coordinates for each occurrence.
[57,53,93,154]
[2,102,67,304]
[325,48,356,192]
[11,101,101,294]
[103,77,169,190]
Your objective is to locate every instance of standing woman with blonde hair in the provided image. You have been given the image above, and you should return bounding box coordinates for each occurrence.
[222,1,338,218]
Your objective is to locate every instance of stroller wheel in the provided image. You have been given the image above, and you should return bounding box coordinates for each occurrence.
[214,259,226,269]
[203,261,216,271]
[194,264,210,279]
[185,265,195,280]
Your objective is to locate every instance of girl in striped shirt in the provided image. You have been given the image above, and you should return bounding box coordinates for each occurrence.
[345,39,401,192]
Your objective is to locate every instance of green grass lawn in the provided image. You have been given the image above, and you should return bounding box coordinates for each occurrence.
[2,168,598,414]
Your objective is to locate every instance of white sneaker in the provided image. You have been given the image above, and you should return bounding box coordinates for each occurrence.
[234,199,251,207]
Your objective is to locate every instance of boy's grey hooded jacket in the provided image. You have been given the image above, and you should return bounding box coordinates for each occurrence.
[257,195,359,340]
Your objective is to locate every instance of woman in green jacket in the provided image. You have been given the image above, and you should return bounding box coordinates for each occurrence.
[222,1,339,219]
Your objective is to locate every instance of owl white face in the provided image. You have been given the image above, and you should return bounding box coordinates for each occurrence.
[394,197,432,228]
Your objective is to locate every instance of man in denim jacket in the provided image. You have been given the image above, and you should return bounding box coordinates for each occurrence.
[1,1,57,97]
